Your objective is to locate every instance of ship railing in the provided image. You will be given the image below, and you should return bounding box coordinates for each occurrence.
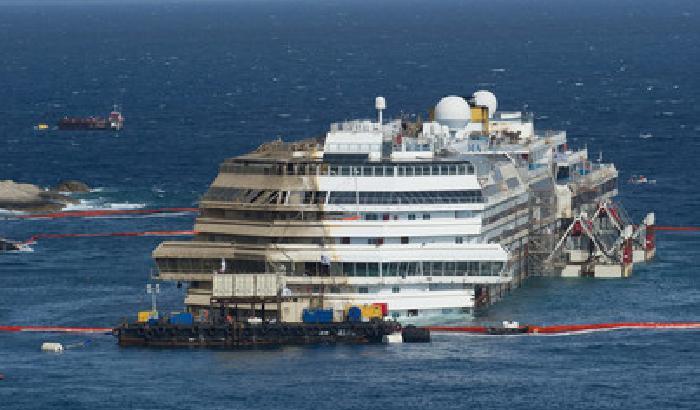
[219,162,476,177]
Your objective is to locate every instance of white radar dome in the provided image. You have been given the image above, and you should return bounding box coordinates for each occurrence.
[434,95,471,130]
[472,90,498,117]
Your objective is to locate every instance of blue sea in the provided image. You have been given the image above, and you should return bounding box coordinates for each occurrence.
[1,0,700,408]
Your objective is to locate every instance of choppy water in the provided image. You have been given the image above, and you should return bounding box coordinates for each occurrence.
[1,1,699,409]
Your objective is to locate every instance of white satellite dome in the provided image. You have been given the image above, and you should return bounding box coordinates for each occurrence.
[472,90,498,117]
[434,95,471,129]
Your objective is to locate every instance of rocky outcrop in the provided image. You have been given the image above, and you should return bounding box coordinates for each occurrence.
[0,180,78,212]
[55,180,90,193]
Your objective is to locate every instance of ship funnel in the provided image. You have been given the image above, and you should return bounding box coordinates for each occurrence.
[375,96,386,124]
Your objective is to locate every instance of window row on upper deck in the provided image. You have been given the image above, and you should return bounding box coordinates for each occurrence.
[202,187,483,205]
[328,190,483,205]
[155,258,504,278]
[220,162,474,177]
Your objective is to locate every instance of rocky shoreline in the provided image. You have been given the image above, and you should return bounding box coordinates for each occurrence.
[0,180,90,212]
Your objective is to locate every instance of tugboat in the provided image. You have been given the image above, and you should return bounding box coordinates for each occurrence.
[57,106,124,131]
[485,321,530,335]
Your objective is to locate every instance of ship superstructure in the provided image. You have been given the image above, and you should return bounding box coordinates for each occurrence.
[152,91,655,324]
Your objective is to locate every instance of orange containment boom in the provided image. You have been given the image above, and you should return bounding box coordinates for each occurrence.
[0,325,112,334]
[427,322,700,335]
[22,230,195,245]
[14,207,199,220]
[655,226,700,231]
[529,322,700,334]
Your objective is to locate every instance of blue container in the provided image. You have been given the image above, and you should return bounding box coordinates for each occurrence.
[316,309,333,323]
[170,312,194,326]
[303,308,333,324]
[147,318,159,326]
[302,309,315,323]
[347,306,362,322]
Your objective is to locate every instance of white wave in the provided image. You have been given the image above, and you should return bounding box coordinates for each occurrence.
[491,68,506,72]
[530,329,616,337]
[3,247,34,253]
[107,203,146,209]
[639,133,653,139]
[61,199,146,211]
[0,208,26,216]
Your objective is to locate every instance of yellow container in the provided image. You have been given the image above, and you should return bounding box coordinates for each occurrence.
[360,304,383,320]
[137,311,153,322]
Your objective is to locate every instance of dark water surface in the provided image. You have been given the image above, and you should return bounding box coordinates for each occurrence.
[1,1,699,409]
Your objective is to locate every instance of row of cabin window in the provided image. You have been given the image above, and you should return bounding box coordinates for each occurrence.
[328,190,483,205]
[156,258,504,277]
[155,258,266,273]
[200,209,478,221]
[348,237,469,245]
[200,235,472,246]
[290,261,505,277]
[318,285,471,294]
[221,162,475,177]
[364,213,430,221]
[203,188,483,205]
[362,211,477,221]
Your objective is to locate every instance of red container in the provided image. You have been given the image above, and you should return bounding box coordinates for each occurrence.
[373,303,388,317]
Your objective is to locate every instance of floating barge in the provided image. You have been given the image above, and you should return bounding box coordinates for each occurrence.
[113,319,429,347]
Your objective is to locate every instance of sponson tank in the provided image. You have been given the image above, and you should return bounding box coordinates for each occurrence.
[152,90,655,324]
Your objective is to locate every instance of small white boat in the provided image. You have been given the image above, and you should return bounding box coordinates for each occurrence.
[628,175,656,185]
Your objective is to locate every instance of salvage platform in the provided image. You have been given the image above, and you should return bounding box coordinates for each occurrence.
[113,319,429,347]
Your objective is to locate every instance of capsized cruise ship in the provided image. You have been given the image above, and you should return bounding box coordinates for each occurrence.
[152,91,655,324]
